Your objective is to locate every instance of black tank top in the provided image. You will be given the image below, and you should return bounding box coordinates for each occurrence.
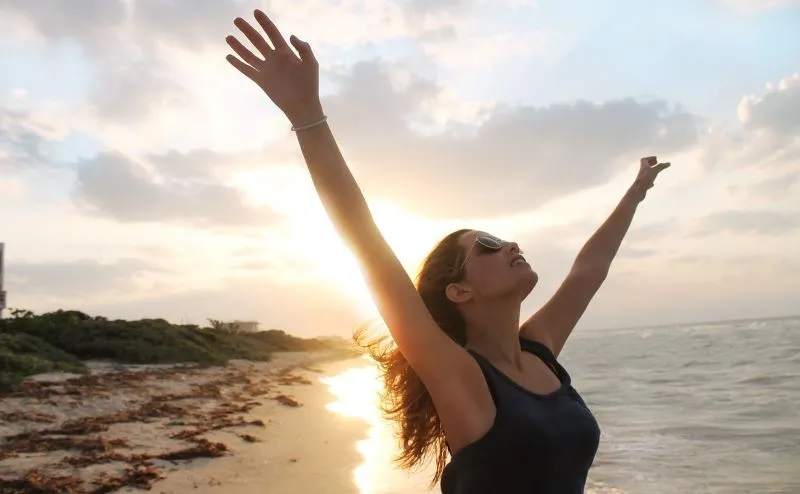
[440,337,601,494]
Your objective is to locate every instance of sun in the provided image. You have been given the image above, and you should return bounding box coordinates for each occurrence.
[232,167,455,315]
[286,199,447,316]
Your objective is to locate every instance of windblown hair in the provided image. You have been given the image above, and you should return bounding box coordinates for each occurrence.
[354,229,471,486]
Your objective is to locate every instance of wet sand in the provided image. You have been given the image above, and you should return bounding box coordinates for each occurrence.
[0,351,368,494]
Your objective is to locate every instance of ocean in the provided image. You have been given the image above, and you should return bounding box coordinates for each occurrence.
[323,316,800,493]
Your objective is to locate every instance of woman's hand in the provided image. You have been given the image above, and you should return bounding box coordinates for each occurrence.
[628,156,671,202]
[225,10,323,127]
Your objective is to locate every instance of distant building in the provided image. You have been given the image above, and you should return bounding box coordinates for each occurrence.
[0,243,6,319]
[226,321,260,333]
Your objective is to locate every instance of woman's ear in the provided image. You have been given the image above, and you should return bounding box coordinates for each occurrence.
[445,282,473,304]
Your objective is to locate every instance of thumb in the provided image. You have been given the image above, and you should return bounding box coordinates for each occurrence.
[654,162,671,173]
[290,35,316,62]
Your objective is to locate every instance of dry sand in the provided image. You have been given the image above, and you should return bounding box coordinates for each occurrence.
[0,350,369,494]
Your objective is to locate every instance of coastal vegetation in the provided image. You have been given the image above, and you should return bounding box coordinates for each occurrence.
[0,309,351,392]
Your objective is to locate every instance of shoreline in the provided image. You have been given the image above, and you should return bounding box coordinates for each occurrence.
[0,349,367,493]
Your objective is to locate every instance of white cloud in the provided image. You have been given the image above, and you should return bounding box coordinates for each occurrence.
[702,73,800,190]
[715,0,800,14]
[8,258,161,297]
[419,29,554,69]
[72,152,281,227]
[0,0,128,51]
[320,60,699,217]
[0,107,70,169]
[691,210,800,237]
[738,73,800,135]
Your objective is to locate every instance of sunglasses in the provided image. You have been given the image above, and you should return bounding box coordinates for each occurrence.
[458,234,507,273]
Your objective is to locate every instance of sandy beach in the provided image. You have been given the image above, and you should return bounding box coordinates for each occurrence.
[0,350,369,494]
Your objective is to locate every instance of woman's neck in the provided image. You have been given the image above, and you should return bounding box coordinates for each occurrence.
[463,300,523,368]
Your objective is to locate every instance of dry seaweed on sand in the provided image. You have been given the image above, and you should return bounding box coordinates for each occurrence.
[0,469,87,494]
[274,394,302,407]
[1,434,130,455]
[0,411,58,423]
[91,464,165,494]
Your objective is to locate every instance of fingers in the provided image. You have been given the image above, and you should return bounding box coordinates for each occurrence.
[226,35,262,67]
[290,35,316,63]
[641,156,657,168]
[254,9,289,50]
[234,16,274,57]
[226,54,258,82]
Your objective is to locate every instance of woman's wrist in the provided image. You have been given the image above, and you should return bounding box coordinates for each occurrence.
[623,182,646,205]
[286,100,325,128]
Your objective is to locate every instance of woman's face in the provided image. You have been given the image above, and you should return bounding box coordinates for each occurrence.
[454,230,538,303]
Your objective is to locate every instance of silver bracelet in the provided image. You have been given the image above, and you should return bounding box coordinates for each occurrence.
[291,115,328,132]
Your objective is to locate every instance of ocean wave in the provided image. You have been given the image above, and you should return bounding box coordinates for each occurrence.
[587,479,628,493]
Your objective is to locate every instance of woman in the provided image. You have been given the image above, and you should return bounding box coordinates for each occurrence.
[225,10,669,493]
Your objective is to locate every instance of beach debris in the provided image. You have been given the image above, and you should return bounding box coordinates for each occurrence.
[273,394,302,407]
[0,469,86,494]
[0,360,318,493]
[277,374,313,386]
[157,438,228,462]
[242,378,273,396]
[0,411,58,423]
[1,433,129,455]
[92,464,165,493]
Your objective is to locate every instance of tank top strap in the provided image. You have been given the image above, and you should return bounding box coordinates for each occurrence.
[466,350,501,408]
[519,336,572,386]
[445,350,502,455]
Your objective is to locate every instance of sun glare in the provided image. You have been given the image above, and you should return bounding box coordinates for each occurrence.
[236,167,456,317]
[323,360,439,493]
[298,200,452,317]
[322,360,438,494]
[321,362,385,494]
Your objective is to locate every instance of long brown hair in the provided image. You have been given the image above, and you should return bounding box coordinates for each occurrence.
[354,229,471,486]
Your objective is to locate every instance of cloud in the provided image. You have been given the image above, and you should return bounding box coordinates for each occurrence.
[703,73,800,172]
[8,258,159,297]
[403,0,478,17]
[419,29,554,69]
[621,218,680,245]
[72,152,280,227]
[0,0,198,123]
[131,0,246,50]
[738,73,800,137]
[0,108,65,170]
[0,0,127,51]
[91,61,192,123]
[715,0,800,14]
[745,170,800,197]
[584,251,800,328]
[321,61,699,217]
[147,149,243,179]
[692,210,800,237]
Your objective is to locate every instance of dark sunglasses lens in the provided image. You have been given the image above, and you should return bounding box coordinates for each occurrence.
[476,236,504,251]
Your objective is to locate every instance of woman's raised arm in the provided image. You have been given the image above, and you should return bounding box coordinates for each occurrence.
[224,11,475,385]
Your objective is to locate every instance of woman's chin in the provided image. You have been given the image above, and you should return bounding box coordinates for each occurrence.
[518,270,538,299]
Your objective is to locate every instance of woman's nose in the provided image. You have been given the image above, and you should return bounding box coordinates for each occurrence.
[506,241,520,253]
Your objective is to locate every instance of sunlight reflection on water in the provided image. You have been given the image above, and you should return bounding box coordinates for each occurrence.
[321,359,437,494]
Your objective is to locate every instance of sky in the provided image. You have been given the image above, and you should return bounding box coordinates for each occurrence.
[1,0,799,337]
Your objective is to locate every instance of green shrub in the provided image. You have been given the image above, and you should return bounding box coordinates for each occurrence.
[0,309,353,392]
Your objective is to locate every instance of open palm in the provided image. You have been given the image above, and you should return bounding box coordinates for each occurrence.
[225,10,321,125]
